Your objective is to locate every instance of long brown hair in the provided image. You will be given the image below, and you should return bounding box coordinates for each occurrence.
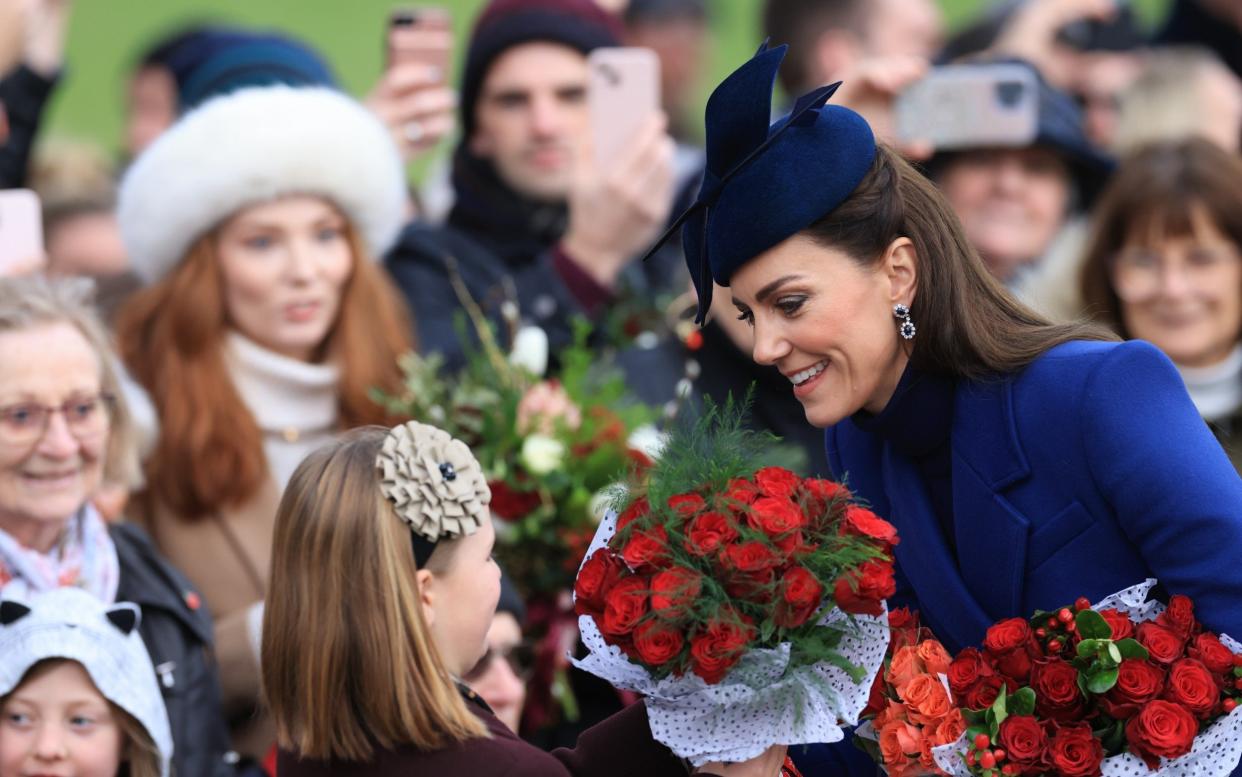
[262,427,488,761]
[1080,138,1242,337]
[804,144,1114,379]
[116,223,413,518]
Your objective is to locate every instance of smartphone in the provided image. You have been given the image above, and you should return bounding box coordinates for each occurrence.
[895,63,1039,151]
[588,47,661,170]
[0,189,44,273]
[386,6,452,84]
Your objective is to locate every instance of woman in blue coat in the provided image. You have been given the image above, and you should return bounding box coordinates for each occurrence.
[647,44,1242,773]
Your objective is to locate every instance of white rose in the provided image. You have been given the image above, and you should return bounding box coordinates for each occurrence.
[509,325,549,377]
[520,434,565,475]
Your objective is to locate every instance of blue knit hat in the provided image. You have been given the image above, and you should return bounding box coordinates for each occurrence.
[643,43,877,323]
[167,29,337,111]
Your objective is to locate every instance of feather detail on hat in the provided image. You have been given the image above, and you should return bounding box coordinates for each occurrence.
[377,422,491,543]
[117,85,406,284]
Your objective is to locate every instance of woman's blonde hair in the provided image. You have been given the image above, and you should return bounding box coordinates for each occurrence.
[262,426,488,762]
[0,658,162,777]
[0,275,141,489]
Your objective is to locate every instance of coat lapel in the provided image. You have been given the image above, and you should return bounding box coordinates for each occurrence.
[951,377,1034,625]
[881,445,993,653]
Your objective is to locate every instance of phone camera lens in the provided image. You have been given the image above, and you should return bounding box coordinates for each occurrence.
[995,81,1025,108]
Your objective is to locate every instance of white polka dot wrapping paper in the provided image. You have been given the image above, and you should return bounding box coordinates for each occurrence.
[571,510,891,767]
[931,580,1242,777]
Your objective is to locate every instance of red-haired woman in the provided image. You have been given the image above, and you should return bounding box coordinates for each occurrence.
[114,84,413,759]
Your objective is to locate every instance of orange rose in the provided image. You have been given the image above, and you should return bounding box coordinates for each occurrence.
[917,639,953,678]
[878,720,906,766]
[933,707,967,746]
[903,674,953,726]
[918,730,937,769]
[879,720,926,774]
[886,645,925,695]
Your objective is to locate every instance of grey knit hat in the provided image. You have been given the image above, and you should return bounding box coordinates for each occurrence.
[0,587,174,777]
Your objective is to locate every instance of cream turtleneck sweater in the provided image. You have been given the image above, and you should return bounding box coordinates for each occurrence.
[1176,344,1242,425]
[223,332,340,490]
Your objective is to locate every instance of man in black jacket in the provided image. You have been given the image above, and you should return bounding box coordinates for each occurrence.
[386,0,680,370]
[0,0,69,191]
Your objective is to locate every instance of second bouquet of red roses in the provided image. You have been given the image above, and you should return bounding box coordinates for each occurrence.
[570,398,900,766]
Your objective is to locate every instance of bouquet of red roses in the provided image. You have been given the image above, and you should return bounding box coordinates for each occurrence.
[855,609,969,777]
[931,580,1242,777]
[570,399,899,766]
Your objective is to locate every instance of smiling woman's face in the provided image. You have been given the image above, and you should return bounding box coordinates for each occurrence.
[728,233,916,428]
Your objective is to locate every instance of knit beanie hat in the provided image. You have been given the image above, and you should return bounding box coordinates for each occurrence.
[170,29,337,111]
[461,0,622,138]
[0,588,174,777]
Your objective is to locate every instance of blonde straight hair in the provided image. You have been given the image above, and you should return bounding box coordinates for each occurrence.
[261,427,488,762]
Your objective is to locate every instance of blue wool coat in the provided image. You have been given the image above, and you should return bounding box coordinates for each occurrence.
[793,339,1242,776]
[826,339,1242,653]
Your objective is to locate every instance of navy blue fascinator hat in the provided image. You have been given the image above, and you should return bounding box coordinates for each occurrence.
[643,43,877,323]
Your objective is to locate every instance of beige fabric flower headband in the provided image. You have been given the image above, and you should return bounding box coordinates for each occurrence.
[376,421,491,543]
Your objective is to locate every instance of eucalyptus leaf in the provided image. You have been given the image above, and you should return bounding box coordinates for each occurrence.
[1086,668,1119,694]
[1107,642,1122,665]
[1116,638,1150,660]
[1077,638,1101,658]
[1010,687,1036,717]
[1076,609,1113,640]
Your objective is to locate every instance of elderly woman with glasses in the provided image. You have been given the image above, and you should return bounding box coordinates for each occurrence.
[0,275,237,777]
[1081,138,1242,471]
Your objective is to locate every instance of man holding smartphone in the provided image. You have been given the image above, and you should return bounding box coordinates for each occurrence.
[385,0,678,371]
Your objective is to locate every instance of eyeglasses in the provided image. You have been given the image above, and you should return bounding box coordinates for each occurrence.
[0,394,116,448]
[462,640,535,684]
[1110,245,1242,302]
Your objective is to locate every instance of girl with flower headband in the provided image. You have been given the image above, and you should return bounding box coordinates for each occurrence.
[262,422,787,776]
[0,587,175,777]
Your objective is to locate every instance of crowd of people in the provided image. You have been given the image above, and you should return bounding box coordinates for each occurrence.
[2,0,1242,775]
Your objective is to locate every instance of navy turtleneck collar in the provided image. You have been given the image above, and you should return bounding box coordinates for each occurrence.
[851,363,955,457]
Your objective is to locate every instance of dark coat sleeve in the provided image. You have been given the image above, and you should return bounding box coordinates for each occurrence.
[111,522,239,777]
[0,65,58,189]
[542,701,691,777]
[384,224,587,372]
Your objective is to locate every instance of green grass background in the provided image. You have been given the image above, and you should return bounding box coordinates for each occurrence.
[42,0,1171,179]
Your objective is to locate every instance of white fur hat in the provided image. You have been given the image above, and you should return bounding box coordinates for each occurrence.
[117,85,406,283]
[0,587,174,777]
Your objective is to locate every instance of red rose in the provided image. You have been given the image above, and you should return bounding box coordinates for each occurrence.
[616,497,650,532]
[650,566,702,622]
[802,477,849,506]
[689,610,755,684]
[963,675,1004,710]
[633,619,685,667]
[774,565,825,628]
[574,549,626,617]
[1049,722,1105,777]
[984,618,1038,684]
[840,506,899,547]
[725,477,759,505]
[747,496,807,538]
[1158,595,1198,639]
[1125,700,1198,769]
[947,647,994,697]
[1099,659,1166,719]
[487,480,541,520]
[888,607,920,631]
[668,492,707,517]
[1098,608,1135,641]
[1031,658,1085,722]
[600,576,649,638]
[773,530,808,557]
[622,526,670,572]
[754,466,800,499]
[722,540,782,573]
[1163,658,1220,718]
[1188,632,1236,676]
[684,511,739,557]
[997,715,1050,773]
[833,559,896,617]
[626,448,654,473]
[1137,622,1187,665]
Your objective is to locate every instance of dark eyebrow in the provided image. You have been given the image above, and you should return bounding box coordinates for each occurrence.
[755,274,805,304]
